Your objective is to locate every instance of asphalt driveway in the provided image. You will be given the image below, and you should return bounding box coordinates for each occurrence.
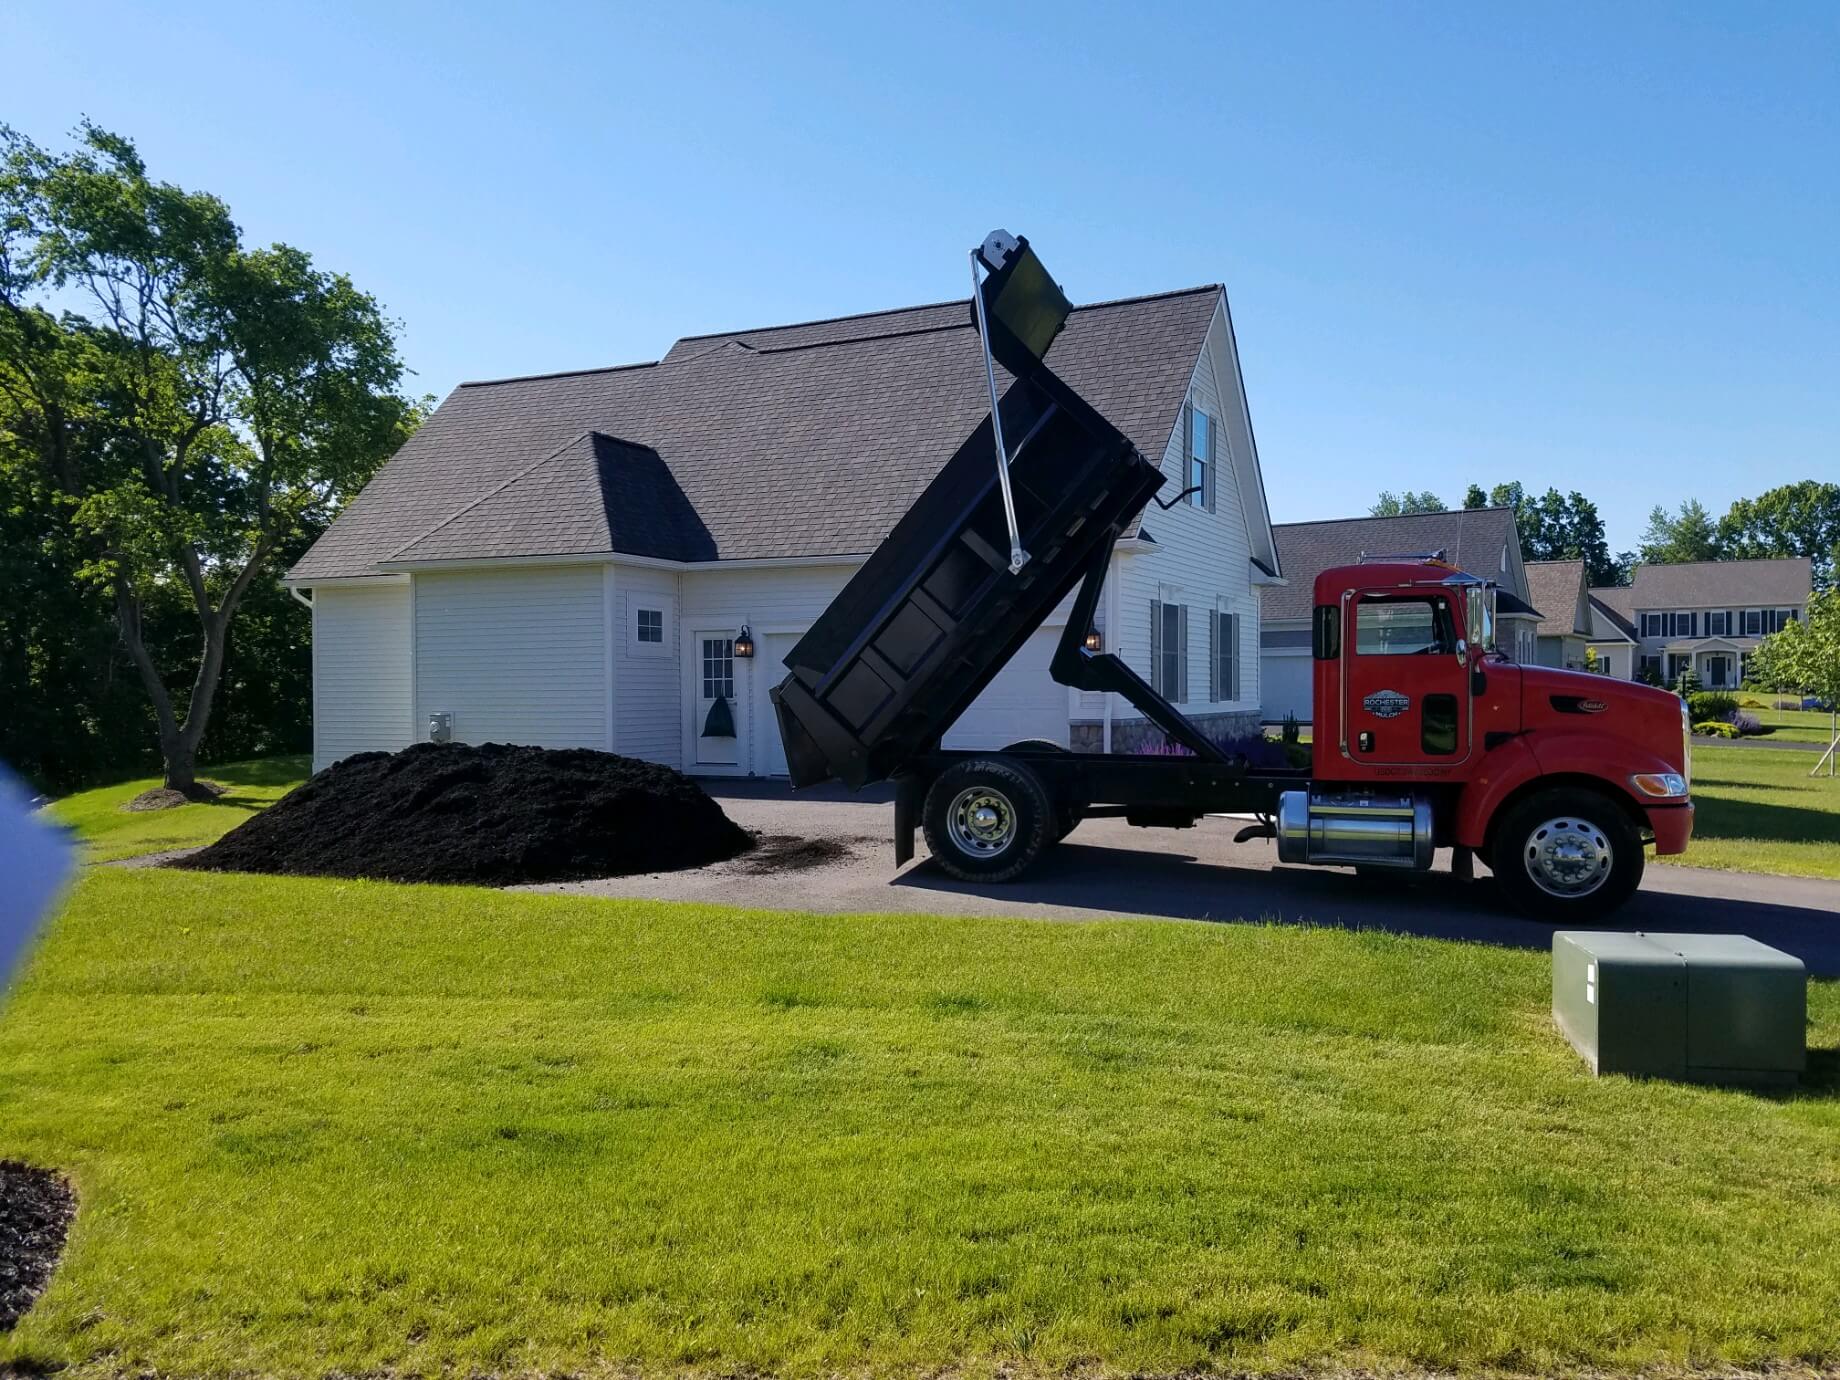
[531,779,1840,976]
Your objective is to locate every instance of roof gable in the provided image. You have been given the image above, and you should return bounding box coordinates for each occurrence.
[291,287,1224,581]
[1524,560,1589,636]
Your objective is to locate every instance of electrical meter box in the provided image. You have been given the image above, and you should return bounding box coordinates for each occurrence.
[1552,931,1805,1086]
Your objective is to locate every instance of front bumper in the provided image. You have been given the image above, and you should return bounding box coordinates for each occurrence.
[1646,802,1695,855]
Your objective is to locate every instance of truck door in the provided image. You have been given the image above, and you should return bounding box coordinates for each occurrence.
[1341,590,1470,766]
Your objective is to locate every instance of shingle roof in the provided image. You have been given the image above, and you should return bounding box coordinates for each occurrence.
[1585,589,1639,641]
[290,287,1222,581]
[1524,560,1588,636]
[1260,508,1522,622]
[1623,557,1813,609]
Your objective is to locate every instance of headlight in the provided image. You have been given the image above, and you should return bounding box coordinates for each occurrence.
[1631,772,1688,799]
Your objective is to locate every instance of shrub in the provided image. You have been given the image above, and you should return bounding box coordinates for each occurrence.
[1740,697,1766,708]
[1281,712,1301,746]
[1730,711,1768,736]
[1693,720,1738,739]
[1686,691,1738,722]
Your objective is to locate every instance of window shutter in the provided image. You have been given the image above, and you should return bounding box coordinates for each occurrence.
[1227,612,1239,702]
[1176,605,1189,703]
[1204,411,1217,513]
[1208,609,1218,701]
[1178,404,1191,479]
[1150,599,1163,694]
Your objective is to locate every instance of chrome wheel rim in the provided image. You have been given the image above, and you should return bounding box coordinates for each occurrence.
[1525,816,1613,898]
[946,787,1017,859]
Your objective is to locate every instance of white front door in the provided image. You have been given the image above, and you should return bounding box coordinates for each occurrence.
[755,632,801,776]
[691,630,740,767]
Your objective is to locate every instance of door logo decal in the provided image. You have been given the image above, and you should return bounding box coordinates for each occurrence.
[1363,689,1410,719]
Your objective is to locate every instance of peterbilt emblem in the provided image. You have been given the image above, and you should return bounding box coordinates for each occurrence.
[1363,689,1410,719]
[1580,698,1609,713]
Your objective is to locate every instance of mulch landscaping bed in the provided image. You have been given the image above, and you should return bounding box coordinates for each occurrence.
[0,1162,74,1331]
[174,742,753,885]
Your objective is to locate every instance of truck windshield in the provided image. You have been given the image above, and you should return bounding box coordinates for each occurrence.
[1356,597,1456,656]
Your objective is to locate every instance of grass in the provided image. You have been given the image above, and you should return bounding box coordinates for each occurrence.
[42,756,310,863]
[1750,705,1840,745]
[1663,743,1840,880]
[2,870,1838,1379]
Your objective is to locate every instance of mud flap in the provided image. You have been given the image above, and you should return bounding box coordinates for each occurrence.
[894,772,926,867]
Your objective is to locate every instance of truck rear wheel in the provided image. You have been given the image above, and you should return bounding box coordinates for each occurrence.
[1490,787,1644,921]
[922,757,1054,883]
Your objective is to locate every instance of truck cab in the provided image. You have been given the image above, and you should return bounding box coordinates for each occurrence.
[1296,559,1694,913]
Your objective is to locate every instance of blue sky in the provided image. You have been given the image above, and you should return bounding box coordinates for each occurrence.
[6,0,1835,552]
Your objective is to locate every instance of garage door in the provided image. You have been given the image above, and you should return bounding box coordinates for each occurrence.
[755,631,801,776]
[944,627,1069,750]
[1261,650,1312,724]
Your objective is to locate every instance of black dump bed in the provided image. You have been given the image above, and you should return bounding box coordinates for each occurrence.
[770,363,1165,789]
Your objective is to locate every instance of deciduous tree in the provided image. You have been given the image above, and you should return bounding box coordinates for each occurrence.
[0,123,423,792]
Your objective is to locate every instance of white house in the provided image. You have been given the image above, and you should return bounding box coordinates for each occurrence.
[1257,507,1538,723]
[1585,558,1812,687]
[289,287,1279,776]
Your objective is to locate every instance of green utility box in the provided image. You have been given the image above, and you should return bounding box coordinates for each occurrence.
[1553,932,1805,1086]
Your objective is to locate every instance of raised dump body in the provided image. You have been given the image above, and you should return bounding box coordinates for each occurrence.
[770,361,1164,790]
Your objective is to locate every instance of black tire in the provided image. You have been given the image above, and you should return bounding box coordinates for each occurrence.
[922,757,1054,883]
[1490,787,1645,921]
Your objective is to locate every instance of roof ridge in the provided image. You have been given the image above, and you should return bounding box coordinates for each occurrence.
[1274,505,1514,529]
[459,360,659,389]
[672,283,1223,352]
[1633,556,1811,570]
[387,429,602,559]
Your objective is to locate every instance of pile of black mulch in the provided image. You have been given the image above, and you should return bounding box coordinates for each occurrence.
[175,742,753,885]
[1,1162,74,1331]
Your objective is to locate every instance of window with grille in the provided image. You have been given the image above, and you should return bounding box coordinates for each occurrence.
[636,608,663,643]
[1210,608,1238,702]
[701,638,734,700]
[1150,600,1187,701]
[1186,406,1215,511]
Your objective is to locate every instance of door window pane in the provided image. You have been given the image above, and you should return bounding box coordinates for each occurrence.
[701,638,734,700]
[1356,598,1451,655]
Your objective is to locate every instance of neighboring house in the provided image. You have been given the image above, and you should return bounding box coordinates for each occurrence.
[1584,558,1813,688]
[1583,589,1640,681]
[1258,507,1537,723]
[289,287,1279,775]
[1524,559,1591,669]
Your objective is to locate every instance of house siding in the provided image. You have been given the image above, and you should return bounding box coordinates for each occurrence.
[1103,306,1260,741]
[611,563,683,767]
[311,580,413,771]
[413,565,606,749]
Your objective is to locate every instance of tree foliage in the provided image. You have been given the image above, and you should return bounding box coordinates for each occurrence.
[1639,500,1722,566]
[1369,489,1447,517]
[0,122,424,791]
[1462,480,1623,586]
[1748,589,1840,708]
[1717,481,1840,590]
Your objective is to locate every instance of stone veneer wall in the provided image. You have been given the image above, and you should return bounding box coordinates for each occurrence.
[1070,710,1264,753]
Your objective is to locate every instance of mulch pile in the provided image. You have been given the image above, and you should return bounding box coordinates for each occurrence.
[0,1162,74,1331]
[175,742,753,885]
[123,780,226,812]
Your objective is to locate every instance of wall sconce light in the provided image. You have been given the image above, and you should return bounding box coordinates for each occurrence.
[1083,628,1103,653]
[734,625,755,659]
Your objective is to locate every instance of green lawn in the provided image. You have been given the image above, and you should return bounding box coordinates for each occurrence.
[1663,743,1840,880]
[1750,705,1840,746]
[42,756,310,863]
[2,870,1838,1379]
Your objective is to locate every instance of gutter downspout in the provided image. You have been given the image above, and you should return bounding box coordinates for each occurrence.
[288,586,313,610]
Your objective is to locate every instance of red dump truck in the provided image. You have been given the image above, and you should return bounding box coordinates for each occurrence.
[772,233,1693,920]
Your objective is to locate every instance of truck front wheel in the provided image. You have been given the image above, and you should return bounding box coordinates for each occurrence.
[922,758,1054,883]
[1490,788,1645,921]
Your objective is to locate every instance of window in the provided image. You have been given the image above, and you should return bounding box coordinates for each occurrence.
[1150,599,1188,701]
[1600,654,1614,677]
[1210,607,1239,702]
[1706,610,1728,637]
[1641,612,1663,638]
[630,597,673,656]
[1355,597,1454,656]
[701,638,734,701]
[636,608,663,643]
[1743,608,1763,637]
[1185,405,1214,511]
